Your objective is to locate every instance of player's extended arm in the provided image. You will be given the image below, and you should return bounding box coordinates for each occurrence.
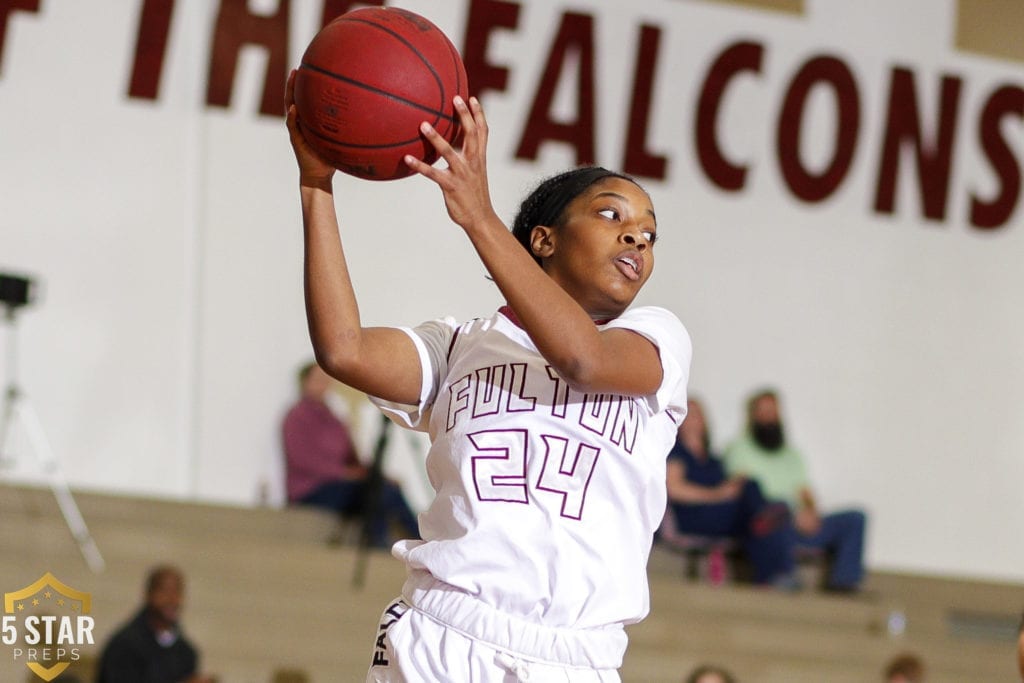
[407,97,662,397]
[286,70,422,404]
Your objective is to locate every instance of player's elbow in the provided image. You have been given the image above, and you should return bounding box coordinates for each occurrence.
[312,333,365,382]
[554,351,661,396]
[553,354,604,393]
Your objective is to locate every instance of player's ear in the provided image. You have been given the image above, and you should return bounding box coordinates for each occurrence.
[530,225,555,259]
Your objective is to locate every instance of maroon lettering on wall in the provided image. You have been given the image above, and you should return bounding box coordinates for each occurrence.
[463,0,520,99]
[621,24,667,180]
[206,0,290,117]
[970,85,1024,230]
[515,12,596,165]
[695,41,764,192]
[0,0,40,77]
[127,0,175,99]
[320,0,383,28]
[777,55,860,203]
[874,67,963,221]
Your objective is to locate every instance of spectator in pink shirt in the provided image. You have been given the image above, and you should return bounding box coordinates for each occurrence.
[282,361,419,547]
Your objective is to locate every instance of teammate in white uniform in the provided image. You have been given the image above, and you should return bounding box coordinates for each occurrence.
[285,73,690,681]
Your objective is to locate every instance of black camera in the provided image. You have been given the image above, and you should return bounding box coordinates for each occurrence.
[0,273,35,309]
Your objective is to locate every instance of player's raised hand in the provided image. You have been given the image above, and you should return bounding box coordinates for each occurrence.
[285,69,335,186]
[405,95,502,234]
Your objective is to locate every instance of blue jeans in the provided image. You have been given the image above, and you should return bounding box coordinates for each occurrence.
[794,509,867,589]
[671,480,795,584]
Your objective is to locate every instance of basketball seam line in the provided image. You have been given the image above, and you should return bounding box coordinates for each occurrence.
[303,124,430,151]
[346,15,449,103]
[300,61,457,124]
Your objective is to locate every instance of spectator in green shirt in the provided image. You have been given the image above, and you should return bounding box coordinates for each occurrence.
[724,388,867,592]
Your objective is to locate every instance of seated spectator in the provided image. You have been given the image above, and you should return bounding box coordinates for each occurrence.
[96,564,216,683]
[282,361,419,547]
[883,652,925,682]
[665,398,798,588]
[1017,609,1023,681]
[685,663,737,683]
[724,388,867,593]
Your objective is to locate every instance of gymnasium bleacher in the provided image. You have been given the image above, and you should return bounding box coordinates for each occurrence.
[1,485,1018,682]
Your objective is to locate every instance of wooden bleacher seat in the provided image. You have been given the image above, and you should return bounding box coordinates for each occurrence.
[2,484,1019,682]
[654,508,741,583]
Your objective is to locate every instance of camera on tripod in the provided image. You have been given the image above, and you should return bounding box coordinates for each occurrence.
[0,273,35,311]
[0,269,104,570]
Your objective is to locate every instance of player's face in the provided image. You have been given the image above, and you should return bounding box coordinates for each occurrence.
[537,177,657,319]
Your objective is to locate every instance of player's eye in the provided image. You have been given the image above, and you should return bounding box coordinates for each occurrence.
[642,230,658,244]
[598,208,619,221]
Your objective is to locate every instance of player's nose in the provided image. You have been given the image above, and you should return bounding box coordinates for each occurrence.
[620,229,648,251]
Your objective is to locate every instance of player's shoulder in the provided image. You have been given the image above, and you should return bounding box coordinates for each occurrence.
[443,310,513,342]
[621,305,687,328]
[607,306,691,350]
[420,309,525,362]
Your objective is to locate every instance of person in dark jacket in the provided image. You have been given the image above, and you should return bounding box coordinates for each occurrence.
[95,564,216,683]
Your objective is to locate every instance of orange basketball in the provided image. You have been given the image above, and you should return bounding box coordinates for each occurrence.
[294,7,469,181]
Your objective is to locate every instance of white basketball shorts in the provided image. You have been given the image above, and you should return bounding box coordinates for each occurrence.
[366,597,622,682]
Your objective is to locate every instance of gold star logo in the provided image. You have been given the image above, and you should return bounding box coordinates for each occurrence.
[5,572,93,682]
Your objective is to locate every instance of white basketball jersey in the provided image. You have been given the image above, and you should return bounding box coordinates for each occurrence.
[373,305,690,632]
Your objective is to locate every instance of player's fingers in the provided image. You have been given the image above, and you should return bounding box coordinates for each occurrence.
[286,107,309,147]
[285,104,299,136]
[285,69,297,114]
[286,106,315,156]
[404,153,449,187]
[419,121,462,169]
[452,96,478,157]
[468,96,488,162]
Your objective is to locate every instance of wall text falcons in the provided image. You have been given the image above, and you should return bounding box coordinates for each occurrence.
[2,0,1018,229]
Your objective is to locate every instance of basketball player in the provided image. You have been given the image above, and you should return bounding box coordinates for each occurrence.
[285,73,690,681]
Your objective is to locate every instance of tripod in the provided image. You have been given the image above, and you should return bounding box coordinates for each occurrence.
[0,305,105,573]
[351,413,391,589]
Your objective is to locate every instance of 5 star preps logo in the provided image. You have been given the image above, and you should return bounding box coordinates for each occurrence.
[3,573,95,682]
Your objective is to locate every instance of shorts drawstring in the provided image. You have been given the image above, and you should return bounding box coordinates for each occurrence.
[495,651,533,682]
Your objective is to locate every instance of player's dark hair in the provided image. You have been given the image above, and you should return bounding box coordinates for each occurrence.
[510,166,639,266]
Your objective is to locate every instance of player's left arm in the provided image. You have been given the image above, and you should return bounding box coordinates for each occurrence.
[405,97,663,396]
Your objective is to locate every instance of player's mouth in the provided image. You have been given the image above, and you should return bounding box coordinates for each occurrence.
[614,251,643,281]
